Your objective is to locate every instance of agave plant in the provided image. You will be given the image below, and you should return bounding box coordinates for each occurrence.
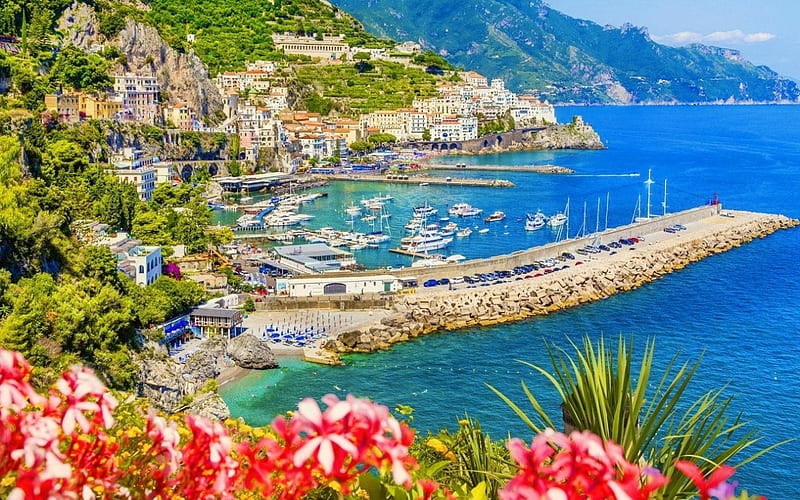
[488,335,788,498]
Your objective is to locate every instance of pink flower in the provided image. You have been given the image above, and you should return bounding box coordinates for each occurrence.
[0,349,44,414]
[502,429,664,500]
[674,460,737,500]
[52,366,118,434]
[292,397,360,474]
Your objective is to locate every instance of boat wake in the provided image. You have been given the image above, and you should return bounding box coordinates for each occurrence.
[570,173,641,177]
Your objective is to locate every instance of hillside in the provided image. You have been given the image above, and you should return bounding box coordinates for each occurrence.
[330,0,800,104]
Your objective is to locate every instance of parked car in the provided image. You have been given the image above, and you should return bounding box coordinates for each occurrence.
[423,279,439,287]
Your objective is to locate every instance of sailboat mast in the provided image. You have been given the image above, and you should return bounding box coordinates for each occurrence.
[595,197,601,235]
[645,168,654,219]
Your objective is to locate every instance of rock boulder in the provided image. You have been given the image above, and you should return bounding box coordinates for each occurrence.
[226,333,278,370]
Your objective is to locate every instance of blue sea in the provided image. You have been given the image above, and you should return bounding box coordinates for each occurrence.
[220,105,800,499]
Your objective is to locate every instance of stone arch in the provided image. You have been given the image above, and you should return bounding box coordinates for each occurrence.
[448,143,458,150]
[180,164,193,181]
[483,139,490,148]
[440,143,449,150]
[431,143,439,151]
[496,135,503,144]
[207,163,219,176]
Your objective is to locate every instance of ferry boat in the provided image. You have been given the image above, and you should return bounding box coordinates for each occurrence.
[525,210,548,231]
[484,210,506,223]
[448,202,483,218]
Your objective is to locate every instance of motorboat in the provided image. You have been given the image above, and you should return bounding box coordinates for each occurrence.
[456,227,473,238]
[448,202,483,217]
[413,203,438,217]
[525,210,548,231]
[484,210,506,223]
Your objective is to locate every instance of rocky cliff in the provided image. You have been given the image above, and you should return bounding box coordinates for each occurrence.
[57,2,224,118]
[138,333,281,419]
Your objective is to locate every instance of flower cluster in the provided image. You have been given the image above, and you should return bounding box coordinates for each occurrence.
[501,428,666,500]
[0,348,417,499]
[237,393,417,498]
[0,348,761,500]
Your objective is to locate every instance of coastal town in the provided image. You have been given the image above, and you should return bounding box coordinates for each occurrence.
[4,24,795,420]
[2,0,800,497]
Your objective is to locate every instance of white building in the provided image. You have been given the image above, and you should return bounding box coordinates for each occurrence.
[276,274,400,297]
[95,233,162,286]
[112,165,156,201]
[126,244,163,286]
[113,74,160,123]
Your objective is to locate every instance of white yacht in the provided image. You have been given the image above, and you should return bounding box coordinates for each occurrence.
[525,210,548,231]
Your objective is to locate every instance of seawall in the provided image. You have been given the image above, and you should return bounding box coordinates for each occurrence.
[325,210,798,353]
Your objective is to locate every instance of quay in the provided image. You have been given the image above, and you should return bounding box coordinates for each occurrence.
[426,163,574,174]
[388,247,432,259]
[322,174,514,187]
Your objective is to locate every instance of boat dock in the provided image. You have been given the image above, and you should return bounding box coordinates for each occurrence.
[425,163,574,174]
[323,174,514,188]
[388,247,434,259]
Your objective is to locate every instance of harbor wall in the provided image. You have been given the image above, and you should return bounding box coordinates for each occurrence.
[324,211,798,354]
[390,204,720,281]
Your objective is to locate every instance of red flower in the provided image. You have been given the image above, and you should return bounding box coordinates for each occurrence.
[674,460,737,500]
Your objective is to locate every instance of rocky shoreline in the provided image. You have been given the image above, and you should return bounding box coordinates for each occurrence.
[325,212,798,353]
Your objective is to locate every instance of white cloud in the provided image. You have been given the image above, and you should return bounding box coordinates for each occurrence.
[653,29,775,46]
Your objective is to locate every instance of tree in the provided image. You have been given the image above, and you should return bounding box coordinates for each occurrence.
[0,135,22,185]
[40,140,89,186]
[348,140,371,154]
[242,297,255,313]
[421,129,431,141]
[367,133,396,147]
[49,45,113,93]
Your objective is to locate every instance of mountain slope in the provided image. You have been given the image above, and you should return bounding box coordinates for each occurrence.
[331,0,799,104]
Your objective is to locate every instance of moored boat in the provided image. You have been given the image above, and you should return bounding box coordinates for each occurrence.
[484,210,506,223]
[525,210,548,231]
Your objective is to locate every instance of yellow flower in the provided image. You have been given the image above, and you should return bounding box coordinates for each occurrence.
[426,437,456,461]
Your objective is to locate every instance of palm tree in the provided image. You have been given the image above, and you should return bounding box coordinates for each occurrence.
[488,335,787,498]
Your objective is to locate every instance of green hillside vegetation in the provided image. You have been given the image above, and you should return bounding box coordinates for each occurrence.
[142,0,393,75]
[293,59,444,114]
[332,0,800,103]
[0,116,235,390]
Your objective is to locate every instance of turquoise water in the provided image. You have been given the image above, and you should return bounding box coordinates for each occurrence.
[221,106,800,498]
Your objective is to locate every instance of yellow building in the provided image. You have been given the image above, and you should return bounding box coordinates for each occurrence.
[45,93,121,122]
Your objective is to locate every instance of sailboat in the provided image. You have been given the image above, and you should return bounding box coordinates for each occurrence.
[366,205,392,244]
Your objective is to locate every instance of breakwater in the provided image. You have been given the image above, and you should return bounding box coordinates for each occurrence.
[323,174,514,187]
[425,163,574,174]
[325,211,798,353]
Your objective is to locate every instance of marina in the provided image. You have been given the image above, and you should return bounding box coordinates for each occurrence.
[219,106,800,499]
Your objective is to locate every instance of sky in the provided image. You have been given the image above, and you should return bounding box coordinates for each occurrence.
[544,0,800,80]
